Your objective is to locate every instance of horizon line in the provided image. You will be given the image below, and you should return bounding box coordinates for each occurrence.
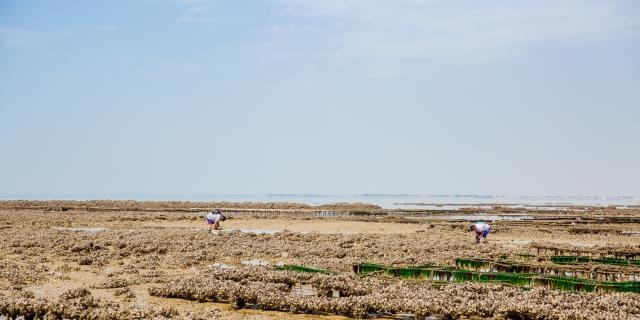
[0,193,638,199]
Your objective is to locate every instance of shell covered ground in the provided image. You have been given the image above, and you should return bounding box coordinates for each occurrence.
[1,201,640,319]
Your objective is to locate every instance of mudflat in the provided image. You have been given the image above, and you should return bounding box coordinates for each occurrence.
[1,200,640,319]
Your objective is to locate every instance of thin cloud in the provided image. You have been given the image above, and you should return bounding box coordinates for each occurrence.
[272,0,640,70]
[0,27,44,47]
[173,0,217,23]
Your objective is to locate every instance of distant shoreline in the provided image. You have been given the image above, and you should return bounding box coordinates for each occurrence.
[0,198,638,211]
[1,194,639,209]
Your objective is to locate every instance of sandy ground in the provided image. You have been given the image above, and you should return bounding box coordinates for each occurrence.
[118,217,640,249]
[140,218,429,234]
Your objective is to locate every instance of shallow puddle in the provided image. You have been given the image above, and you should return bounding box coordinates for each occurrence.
[238,228,280,234]
[209,262,235,269]
[210,228,281,235]
[417,214,535,222]
[393,204,495,211]
[241,259,269,266]
[502,239,532,248]
[572,243,594,248]
[52,227,108,233]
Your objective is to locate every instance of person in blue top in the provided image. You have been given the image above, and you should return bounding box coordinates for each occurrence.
[469,222,490,244]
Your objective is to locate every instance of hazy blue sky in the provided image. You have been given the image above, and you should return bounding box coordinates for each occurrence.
[1,0,639,197]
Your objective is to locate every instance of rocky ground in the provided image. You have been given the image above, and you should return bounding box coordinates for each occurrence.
[1,201,640,319]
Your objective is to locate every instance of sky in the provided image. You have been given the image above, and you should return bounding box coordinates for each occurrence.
[1,0,639,197]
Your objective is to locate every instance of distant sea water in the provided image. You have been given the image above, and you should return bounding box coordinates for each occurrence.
[1,194,639,209]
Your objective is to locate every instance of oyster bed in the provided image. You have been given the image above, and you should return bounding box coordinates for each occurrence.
[353,261,640,292]
[2,200,640,319]
[148,267,640,319]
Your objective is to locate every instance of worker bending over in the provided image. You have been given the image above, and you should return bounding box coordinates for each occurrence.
[206,209,226,233]
[470,222,490,244]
